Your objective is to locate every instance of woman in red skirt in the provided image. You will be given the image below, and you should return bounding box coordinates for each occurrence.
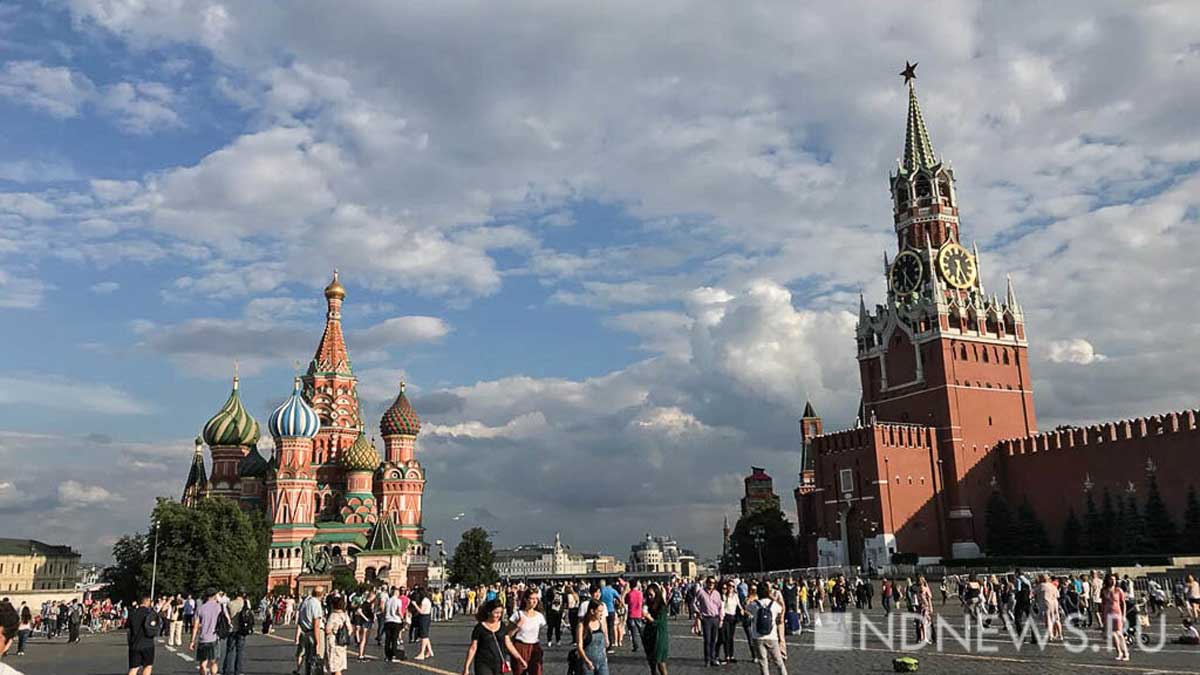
[508,587,547,675]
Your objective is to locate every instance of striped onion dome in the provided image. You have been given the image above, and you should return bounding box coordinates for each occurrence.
[379,381,421,437]
[203,377,261,447]
[268,377,321,439]
[341,432,381,472]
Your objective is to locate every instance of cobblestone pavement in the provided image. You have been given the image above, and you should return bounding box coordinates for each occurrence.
[8,610,1199,675]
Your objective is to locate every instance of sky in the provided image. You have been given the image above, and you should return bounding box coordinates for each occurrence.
[1,1,1199,563]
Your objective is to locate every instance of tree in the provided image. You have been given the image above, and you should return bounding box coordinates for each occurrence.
[984,492,1015,556]
[1121,491,1148,554]
[1100,488,1119,555]
[1014,499,1051,556]
[104,497,270,602]
[1083,490,1105,553]
[1141,473,1177,553]
[729,506,798,572]
[102,534,148,602]
[448,527,499,587]
[1059,509,1083,555]
[1182,486,1200,554]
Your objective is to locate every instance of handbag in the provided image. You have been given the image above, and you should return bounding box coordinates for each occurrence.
[491,630,512,673]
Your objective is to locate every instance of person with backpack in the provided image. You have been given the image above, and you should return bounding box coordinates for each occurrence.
[223,590,253,675]
[748,581,785,675]
[325,596,351,675]
[126,592,159,675]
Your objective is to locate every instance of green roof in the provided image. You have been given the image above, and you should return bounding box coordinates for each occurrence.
[0,538,79,557]
[902,84,938,173]
[312,531,368,548]
[366,519,410,554]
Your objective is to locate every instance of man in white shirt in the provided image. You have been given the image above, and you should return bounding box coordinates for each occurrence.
[0,599,26,675]
[748,581,786,675]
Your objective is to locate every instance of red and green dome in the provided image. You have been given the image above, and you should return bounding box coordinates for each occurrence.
[341,432,381,472]
[379,381,421,437]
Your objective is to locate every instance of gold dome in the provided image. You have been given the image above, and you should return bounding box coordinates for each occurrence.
[324,269,346,300]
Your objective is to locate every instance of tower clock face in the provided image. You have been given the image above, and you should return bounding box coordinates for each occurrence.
[937,242,977,289]
[889,250,924,295]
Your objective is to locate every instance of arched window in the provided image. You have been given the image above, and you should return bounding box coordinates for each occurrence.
[938,176,953,206]
[1003,350,1010,365]
[982,348,989,363]
[895,179,910,211]
[915,176,932,202]
[960,345,968,360]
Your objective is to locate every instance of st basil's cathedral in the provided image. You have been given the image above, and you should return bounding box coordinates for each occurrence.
[181,272,430,591]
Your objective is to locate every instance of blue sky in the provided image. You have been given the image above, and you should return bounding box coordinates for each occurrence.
[1,1,1199,561]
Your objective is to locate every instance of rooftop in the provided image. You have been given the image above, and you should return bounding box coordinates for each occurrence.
[0,538,79,558]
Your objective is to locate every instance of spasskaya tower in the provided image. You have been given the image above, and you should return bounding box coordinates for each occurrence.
[854,62,1036,558]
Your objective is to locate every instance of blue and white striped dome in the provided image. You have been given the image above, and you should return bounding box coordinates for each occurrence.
[268,377,321,439]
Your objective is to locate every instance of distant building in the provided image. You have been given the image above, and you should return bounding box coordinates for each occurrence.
[0,539,80,592]
[582,552,626,575]
[628,533,697,577]
[741,466,781,516]
[494,533,587,578]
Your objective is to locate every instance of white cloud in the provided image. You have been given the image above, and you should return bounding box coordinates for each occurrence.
[1043,338,1107,365]
[0,375,151,415]
[0,60,93,117]
[98,81,181,134]
[58,480,124,507]
[0,481,22,508]
[90,281,120,294]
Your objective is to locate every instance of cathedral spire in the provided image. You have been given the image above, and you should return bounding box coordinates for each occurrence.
[310,270,352,376]
[901,64,937,173]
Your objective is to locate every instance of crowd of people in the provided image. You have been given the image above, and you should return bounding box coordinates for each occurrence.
[0,567,1196,675]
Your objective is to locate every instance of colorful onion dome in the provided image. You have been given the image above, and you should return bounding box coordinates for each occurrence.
[268,377,321,439]
[379,381,421,437]
[238,445,269,478]
[203,376,261,447]
[324,269,346,300]
[341,432,381,472]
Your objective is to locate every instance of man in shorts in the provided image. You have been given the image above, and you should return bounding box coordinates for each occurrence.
[189,588,225,675]
[127,592,159,675]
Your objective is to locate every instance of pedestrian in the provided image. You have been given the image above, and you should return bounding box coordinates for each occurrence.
[1186,574,1200,620]
[625,580,644,654]
[719,580,740,664]
[414,588,435,660]
[506,588,545,675]
[545,584,564,648]
[66,601,82,644]
[295,587,326,675]
[224,589,252,675]
[691,577,722,667]
[182,595,195,636]
[166,596,182,647]
[566,585,580,644]
[1036,575,1062,641]
[14,604,31,657]
[1100,574,1129,661]
[189,588,225,675]
[126,592,159,675]
[575,599,609,675]
[747,581,785,675]
[353,591,374,661]
[598,581,618,655]
[642,583,669,675]
[325,596,351,675]
[1,599,28,675]
[383,586,409,663]
[260,594,274,635]
[463,600,513,675]
[915,577,933,644]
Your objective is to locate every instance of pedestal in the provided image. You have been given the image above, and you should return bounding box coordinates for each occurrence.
[296,574,333,598]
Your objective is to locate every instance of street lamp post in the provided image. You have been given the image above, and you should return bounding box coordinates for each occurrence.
[149,518,161,600]
[435,539,446,587]
[750,526,766,573]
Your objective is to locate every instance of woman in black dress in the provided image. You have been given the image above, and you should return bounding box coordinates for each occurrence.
[463,600,521,675]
